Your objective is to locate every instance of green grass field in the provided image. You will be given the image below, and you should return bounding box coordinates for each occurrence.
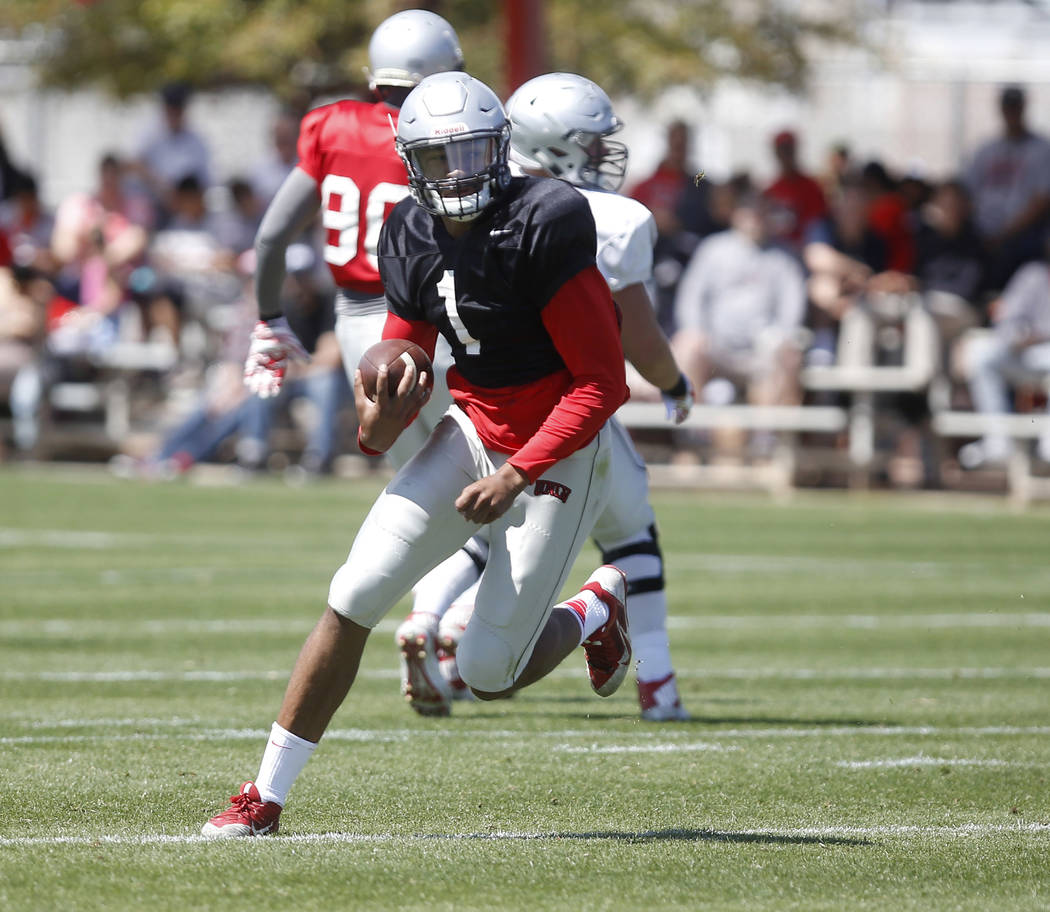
[1,466,1048,911]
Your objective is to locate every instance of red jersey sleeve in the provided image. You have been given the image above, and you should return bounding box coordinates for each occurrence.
[381,312,439,361]
[507,265,628,481]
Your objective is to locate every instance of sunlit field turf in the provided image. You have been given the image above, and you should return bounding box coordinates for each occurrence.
[1,465,1049,911]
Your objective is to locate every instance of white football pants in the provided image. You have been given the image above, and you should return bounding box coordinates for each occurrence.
[329,406,612,693]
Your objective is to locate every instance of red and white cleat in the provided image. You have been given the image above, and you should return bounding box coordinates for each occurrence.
[438,649,475,702]
[579,565,632,697]
[638,672,690,721]
[396,612,452,717]
[437,597,473,655]
[200,781,281,838]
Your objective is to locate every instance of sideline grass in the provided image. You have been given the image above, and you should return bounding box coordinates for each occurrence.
[1,467,1048,911]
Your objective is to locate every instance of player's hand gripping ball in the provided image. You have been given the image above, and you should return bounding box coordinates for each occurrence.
[358,339,434,401]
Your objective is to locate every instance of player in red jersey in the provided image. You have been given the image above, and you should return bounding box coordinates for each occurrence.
[202,72,632,838]
[244,9,462,470]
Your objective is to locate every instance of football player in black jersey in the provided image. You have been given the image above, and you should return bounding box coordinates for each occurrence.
[202,72,634,838]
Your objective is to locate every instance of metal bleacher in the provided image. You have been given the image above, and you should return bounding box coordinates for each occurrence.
[619,295,1050,504]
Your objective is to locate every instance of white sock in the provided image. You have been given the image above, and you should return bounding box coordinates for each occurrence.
[621,586,674,682]
[560,589,609,645]
[632,628,675,682]
[255,721,317,806]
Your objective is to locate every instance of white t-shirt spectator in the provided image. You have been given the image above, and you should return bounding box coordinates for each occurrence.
[965,132,1050,238]
[136,125,211,192]
[673,228,806,354]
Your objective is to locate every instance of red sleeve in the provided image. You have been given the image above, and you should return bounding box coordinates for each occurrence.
[381,312,439,361]
[507,265,628,481]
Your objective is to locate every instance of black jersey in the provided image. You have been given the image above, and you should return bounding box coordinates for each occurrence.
[377,176,597,389]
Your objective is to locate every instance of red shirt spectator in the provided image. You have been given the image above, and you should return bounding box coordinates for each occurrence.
[762,130,828,250]
[862,160,916,274]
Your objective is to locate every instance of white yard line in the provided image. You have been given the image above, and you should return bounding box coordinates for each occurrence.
[555,742,739,753]
[665,613,1050,630]
[0,529,120,548]
[4,723,1050,747]
[837,756,1022,769]
[4,612,1048,639]
[4,666,1050,683]
[1,822,1048,847]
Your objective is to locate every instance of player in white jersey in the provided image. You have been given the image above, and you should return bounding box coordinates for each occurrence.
[396,72,695,721]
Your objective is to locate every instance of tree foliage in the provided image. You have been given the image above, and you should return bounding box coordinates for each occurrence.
[0,0,860,104]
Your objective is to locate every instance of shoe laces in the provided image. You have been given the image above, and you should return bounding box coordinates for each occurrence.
[220,786,268,822]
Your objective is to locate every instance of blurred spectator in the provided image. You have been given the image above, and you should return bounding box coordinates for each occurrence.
[803,179,890,364]
[0,126,29,203]
[137,174,240,347]
[671,191,807,453]
[212,177,264,257]
[123,277,257,478]
[117,245,347,478]
[0,264,49,457]
[861,160,916,275]
[0,173,55,273]
[51,154,150,342]
[762,129,828,256]
[251,110,300,206]
[132,82,212,224]
[914,179,990,339]
[819,141,854,204]
[630,119,718,334]
[958,254,1050,469]
[964,85,1050,292]
[1,265,84,457]
[899,168,933,231]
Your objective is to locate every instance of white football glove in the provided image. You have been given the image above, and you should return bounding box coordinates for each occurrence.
[243,317,310,399]
[662,374,695,425]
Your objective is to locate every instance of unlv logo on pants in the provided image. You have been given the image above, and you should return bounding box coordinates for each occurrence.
[534,480,571,502]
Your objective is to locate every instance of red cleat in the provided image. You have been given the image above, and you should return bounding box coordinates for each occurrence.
[638,672,690,721]
[579,565,632,697]
[200,781,281,838]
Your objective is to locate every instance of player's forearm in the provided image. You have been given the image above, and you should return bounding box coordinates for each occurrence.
[508,376,624,482]
[254,168,320,319]
[381,312,439,361]
[615,283,683,392]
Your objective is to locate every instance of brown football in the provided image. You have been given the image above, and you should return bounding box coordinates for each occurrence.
[358,338,434,401]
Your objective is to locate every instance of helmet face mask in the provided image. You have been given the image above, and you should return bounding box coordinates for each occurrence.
[507,72,630,192]
[572,131,629,192]
[396,73,511,221]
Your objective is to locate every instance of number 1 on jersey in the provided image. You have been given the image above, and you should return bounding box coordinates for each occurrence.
[438,270,480,355]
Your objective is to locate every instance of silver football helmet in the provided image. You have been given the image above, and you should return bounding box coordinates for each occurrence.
[506,72,628,192]
[366,9,464,91]
[396,72,511,222]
